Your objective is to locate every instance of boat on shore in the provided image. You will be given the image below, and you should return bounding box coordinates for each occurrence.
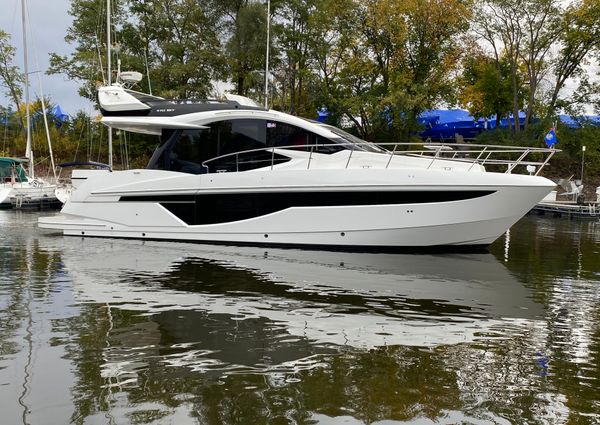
[39,84,556,250]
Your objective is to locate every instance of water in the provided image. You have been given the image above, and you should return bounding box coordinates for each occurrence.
[0,211,599,425]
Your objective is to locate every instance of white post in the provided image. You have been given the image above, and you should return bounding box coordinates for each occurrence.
[21,0,34,178]
[264,0,270,109]
[581,145,586,183]
[106,0,113,170]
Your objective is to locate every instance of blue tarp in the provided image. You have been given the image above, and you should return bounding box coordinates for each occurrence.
[51,105,69,127]
[417,109,599,141]
[559,114,600,129]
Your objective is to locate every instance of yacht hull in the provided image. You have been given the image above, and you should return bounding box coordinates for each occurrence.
[38,168,554,249]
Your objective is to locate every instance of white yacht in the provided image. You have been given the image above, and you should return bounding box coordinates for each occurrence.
[39,85,556,249]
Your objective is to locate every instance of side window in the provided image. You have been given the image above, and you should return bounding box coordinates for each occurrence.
[147,119,344,174]
[267,121,309,150]
[169,131,205,174]
[266,121,344,153]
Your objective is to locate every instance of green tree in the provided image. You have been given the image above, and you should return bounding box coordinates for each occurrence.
[0,30,24,129]
[224,1,268,97]
[49,0,223,101]
[459,53,514,128]
[386,0,472,140]
[547,0,600,114]
[48,0,128,101]
[272,0,316,115]
[519,0,561,130]
[472,0,525,133]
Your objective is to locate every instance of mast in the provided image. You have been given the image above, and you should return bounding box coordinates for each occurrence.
[264,0,270,109]
[106,0,113,170]
[21,0,33,178]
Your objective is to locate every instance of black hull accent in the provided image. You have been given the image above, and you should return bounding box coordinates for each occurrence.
[60,233,491,254]
[120,190,496,225]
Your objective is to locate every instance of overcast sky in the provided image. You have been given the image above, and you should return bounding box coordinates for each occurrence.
[0,0,94,114]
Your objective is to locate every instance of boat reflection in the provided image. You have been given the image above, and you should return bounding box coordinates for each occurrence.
[3,210,599,424]
[50,238,544,352]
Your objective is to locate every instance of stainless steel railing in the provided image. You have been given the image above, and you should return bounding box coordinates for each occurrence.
[201,142,558,176]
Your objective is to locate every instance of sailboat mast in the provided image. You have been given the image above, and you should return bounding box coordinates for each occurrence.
[106,0,113,170]
[21,0,33,178]
[264,0,270,109]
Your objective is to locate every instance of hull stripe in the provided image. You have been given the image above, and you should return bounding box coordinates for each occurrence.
[120,190,495,225]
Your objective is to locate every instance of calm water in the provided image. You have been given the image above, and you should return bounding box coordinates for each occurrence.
[0,211,599,425]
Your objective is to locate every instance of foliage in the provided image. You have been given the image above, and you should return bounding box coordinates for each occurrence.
[0,30,24,129]
[49,0,223,100]
[224,1,269,97]
[1,0,598,179]
[458,53,515,128]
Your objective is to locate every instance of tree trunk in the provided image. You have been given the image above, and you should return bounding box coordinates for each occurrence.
[511,66,520,134]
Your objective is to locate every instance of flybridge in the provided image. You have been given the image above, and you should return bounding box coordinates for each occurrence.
[98,85,266,117]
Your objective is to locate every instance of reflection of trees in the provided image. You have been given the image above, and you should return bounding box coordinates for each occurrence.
[488,216,600,422]
[64,302,463,424]
[0,238,62,355]
[0,234,63,425]
[3,213,598,424]
[490,217,600,305]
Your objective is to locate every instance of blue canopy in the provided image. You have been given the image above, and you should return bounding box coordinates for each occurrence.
[51,105,69,127]
[559,114,600,129]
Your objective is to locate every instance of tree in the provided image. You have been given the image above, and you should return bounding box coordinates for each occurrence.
[0,30,24,129]
[519,0,561,130]
[49,0,223,101]
[48,0,127,101]
[459,53,514,129]
[224,1,268,97]
[472,0,525,133]
[547,0,600,114]
[272,0,316,115]
[129,0,224,98]
[386,0,472,139]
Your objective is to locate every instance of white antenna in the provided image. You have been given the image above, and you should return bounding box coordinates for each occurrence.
[264,0,270,109]
[106,0,113,170]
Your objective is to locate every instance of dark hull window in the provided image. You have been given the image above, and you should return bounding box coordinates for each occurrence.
[121,190,495,225]
[147,119,346,174]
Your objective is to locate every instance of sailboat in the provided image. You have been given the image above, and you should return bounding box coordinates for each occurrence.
[0,0,60,209]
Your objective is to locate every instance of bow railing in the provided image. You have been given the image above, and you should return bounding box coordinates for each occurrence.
[200,142,558,176]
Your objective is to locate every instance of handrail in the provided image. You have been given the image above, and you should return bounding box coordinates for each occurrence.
[200,142,558,175]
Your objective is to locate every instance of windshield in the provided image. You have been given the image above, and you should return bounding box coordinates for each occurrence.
[316,123,387,153]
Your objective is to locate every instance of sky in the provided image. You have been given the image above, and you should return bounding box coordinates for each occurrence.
[0,0,94,115]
